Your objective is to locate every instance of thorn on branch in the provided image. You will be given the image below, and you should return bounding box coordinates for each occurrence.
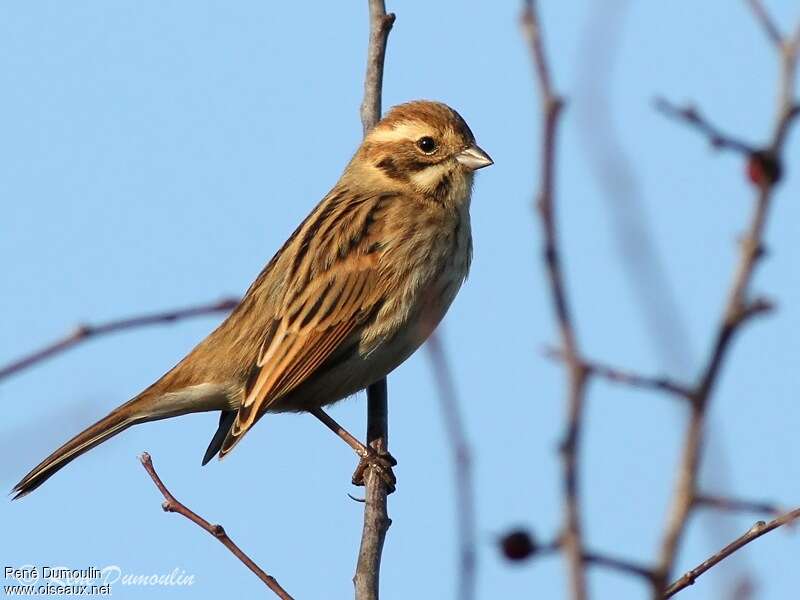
[73,324,93,338]
[728,296,775,327]
[743,296,775,317]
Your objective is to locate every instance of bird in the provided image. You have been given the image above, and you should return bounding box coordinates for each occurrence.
[12,100,492,499]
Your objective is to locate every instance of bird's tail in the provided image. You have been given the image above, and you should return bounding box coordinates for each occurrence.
[11,387,221,499]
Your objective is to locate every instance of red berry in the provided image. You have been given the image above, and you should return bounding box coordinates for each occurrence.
[747,156,764,185]
[746,150,782,186]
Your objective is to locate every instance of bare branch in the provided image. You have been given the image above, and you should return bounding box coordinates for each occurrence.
[500,531,656,584]
[744,0,783,47]
[354,3,395,599]
[653,7,800,595]
[695,494,785,517]
[360,1,396,134]
[544,347,693,400]
[521,2,588,598]
[139,453,293,600]
[653,98,754,154]
[583,551,655,582]
[0,297,238,382]
[664,507,800,597]
[426,334,476,600]
[355,379,393,600]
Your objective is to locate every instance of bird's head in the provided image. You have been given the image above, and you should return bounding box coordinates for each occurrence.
[354,100,492,207]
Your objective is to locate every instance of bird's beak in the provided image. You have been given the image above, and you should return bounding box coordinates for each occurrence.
[456,144,493,171]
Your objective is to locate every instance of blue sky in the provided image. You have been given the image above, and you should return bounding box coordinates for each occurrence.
[1,1,798,599]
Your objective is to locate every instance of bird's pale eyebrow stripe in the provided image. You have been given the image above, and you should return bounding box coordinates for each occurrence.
[367,122,426,143]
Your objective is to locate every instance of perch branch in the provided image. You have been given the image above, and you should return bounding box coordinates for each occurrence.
[139,452,293,600]
[521,2,588,598]
[353,2,395,599]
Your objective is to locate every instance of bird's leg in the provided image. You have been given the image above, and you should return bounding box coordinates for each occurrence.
[310,408,396,493]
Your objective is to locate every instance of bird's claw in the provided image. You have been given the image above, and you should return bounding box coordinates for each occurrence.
[352,449,397,494]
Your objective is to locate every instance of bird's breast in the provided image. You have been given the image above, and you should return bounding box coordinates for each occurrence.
[361,203,472,355]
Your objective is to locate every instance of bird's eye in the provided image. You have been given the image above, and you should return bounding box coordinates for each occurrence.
[416,136,437,154]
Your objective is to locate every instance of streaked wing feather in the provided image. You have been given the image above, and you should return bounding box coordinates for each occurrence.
[219,262,380,456]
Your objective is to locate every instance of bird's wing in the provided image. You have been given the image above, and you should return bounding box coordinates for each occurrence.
[218,254,384,457]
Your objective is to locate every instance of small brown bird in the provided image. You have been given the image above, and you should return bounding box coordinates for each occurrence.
[13,100,492,498]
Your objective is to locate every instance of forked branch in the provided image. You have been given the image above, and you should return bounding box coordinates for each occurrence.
[653,2,800,595]
[139,453,293,600]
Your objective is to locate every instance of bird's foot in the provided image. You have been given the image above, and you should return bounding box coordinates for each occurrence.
[352,448,397,494]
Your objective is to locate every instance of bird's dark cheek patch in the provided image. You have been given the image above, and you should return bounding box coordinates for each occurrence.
[404,158,431,173]
[432,173,452,204]
[376,157,409,181]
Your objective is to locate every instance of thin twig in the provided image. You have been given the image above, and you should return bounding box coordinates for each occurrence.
[653,98,754,154]
[695,494,785,518]
[521,2,588,599]
[544,347,692,400]
[0,297,239,382]
[653,8,800,595]
[139,452,293,600]
[353,3,395,599]
[583,551,655,582]
[664,507,800,597]
[427,334,476,600]
[745,0,783,47]
[312,407,372,459]
[529,537,656,583]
